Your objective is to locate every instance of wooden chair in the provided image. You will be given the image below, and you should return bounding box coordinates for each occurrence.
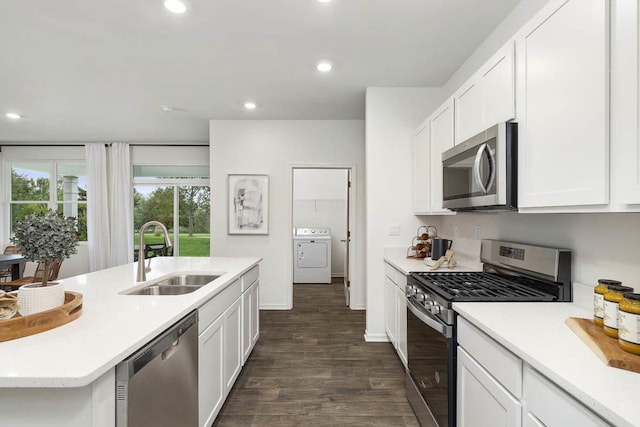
[0,245,19,282]
[1,260,63,291]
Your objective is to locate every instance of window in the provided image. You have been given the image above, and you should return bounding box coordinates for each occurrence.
[133,165,210,257]
[9,161,87,241]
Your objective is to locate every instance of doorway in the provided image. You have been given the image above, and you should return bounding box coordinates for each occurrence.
[291,167,352,307]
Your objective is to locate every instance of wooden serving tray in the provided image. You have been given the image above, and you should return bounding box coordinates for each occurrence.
[0,291,83,342]
[566,317,640,374]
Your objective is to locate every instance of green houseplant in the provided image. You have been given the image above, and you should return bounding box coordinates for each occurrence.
[11,209,79,286]
[11,210,79,315]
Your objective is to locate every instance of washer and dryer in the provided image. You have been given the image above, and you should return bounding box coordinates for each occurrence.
[293,227,332,284]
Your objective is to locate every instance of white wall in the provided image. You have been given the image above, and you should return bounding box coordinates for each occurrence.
[365,87,445,340]
[210,120,365,309]
[293,168,348,277]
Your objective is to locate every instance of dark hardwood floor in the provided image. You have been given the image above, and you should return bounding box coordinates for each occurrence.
[213,280,420,427]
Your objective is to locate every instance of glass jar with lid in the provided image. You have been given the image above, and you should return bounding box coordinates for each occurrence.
[594,279,622,327]
[603,285,635,338]
[619,293,640,355]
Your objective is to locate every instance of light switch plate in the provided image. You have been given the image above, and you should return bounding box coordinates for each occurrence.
[387,224,401,236]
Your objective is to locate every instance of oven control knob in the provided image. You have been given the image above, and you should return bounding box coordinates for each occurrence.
[405,286,416,298]
[415,293,425,303]
[430,304,441,315]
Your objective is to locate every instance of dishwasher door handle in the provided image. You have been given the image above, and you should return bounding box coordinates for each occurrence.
[161,339,180,361]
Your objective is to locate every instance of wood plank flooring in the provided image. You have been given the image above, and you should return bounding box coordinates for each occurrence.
[213,280,420,427]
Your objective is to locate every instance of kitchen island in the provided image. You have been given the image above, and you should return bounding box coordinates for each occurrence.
[0,256,261,427]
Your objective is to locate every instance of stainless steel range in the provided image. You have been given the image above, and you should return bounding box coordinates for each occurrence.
[405,239,571,427]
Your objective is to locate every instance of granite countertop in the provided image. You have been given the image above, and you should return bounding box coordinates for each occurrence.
[454,301,640,427]
[0,256,261,388]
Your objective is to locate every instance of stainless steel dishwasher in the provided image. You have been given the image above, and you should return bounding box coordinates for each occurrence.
[116,310,198,427]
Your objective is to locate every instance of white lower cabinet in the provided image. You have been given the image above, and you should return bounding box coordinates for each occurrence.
[384,261,407,368]
[198,267,260,427]
[223,298,242,393]
[523,366,610,427]
[242,280,259,364]
[457,316,611,427]
[457,347,521,427]
[199,315,225,427]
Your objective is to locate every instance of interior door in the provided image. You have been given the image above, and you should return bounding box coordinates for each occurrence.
[343,169,351,307]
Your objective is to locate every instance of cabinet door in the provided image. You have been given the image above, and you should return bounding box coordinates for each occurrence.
[385,276,397,346]
[429,98,455,213]
[242,281,260,364]
[457,347,521,427]
[481,40,516,127]
[223,298,242,394]
[412,120,431,214]
[395,286,408,368]
[613,0,640,204]
[242,286,252,364]
[454,79,483,144]
[516,0,609,208]
[199,315,225,427]
[523,366,610,427]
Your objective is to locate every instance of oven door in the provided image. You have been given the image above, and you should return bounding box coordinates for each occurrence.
[406,299,455,427]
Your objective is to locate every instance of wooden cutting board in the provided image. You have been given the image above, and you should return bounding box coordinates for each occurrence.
[0,291,83,342]
[566,317,640,374]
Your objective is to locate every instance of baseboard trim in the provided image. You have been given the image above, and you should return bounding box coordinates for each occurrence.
[364,332,390,342]
[259,304,292,310]
[349,303,366,310]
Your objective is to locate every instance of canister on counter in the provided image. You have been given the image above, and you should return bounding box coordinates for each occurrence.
[618,293,640,355]
[603,285,635,338]
[594,279,622,327]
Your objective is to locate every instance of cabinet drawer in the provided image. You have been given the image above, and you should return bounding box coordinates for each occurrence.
[384,262,397,282]
[523,366,610,427]
[242,265,259,292]
[199,279,241,334]
[457,316,522,397]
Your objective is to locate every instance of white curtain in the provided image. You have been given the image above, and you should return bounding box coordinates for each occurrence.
[108,142,133,266]
[85,143,111,271]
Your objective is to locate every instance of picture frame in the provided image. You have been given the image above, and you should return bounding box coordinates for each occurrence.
[227,174,269,235]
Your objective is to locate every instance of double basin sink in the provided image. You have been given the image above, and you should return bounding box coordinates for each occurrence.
[123,273,222,295]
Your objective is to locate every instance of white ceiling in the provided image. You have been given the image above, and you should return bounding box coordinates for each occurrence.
[0,0,521,143]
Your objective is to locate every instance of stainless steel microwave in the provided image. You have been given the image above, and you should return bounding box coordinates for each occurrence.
[442,122,517,211]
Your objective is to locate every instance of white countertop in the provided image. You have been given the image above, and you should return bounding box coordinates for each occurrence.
[454,302,640,427]
[383,247,481,275]
[0,257,261,388]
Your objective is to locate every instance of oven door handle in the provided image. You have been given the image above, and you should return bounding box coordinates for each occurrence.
[407,299,453,338]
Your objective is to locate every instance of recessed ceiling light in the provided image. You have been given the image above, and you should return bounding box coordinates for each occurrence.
[317,0,333,3]
[317,61,333,72]
[160,105,186,112]
[5,112,21,120]
[163,0,188,14]
[244,102,257,110]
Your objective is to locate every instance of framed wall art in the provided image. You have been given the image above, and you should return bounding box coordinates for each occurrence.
[228,174,269,235]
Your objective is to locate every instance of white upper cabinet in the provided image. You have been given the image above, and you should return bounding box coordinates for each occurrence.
[454,41,516,145]
[412,99,455,215]
[612,0,640,205]
[481,40,516,128]
[429,98,456,213]
[454,79,483,144]
[516,0,609,209]
[412,119,430,214]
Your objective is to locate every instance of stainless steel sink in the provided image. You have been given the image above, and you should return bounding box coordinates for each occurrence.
[123,274,221,295]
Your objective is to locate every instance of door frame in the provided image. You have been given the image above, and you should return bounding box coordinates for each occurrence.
[287,163,357,309]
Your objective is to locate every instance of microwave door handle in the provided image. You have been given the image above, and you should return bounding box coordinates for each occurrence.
[473,143,488,194]
[485,143,496,193]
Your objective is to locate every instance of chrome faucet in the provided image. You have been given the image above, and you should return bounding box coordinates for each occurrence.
[137,221,173,282]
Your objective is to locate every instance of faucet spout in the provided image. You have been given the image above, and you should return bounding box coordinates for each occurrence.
[137,221,173,282]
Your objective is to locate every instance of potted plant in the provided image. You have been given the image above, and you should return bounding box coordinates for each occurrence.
[11,209,79,315]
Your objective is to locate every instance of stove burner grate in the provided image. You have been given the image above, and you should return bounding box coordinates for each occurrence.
[414,272,557,302]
